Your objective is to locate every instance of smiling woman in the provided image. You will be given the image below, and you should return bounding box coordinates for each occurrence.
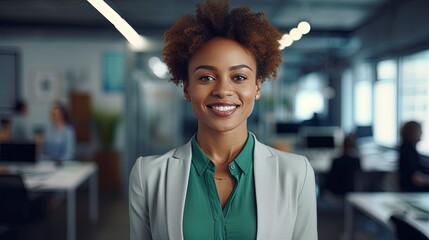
[129,1,318,240]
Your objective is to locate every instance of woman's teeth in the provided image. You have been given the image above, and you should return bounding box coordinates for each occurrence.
[211,106,236,111]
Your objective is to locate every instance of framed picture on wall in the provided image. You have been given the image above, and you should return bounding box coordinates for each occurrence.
[102,52,124,92]
[29,70,62,102]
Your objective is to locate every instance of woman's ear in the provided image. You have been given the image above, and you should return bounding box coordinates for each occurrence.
[255,77,262,99]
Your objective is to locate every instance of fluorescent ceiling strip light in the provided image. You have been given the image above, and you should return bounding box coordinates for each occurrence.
[87,0,148,50]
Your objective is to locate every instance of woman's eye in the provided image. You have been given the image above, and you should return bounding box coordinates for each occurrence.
[199,75,215,81]
[233,75,247,81]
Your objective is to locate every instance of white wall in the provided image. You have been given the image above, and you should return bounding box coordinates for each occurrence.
[0,37,127,132]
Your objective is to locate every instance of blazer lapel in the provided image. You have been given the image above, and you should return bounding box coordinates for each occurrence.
[253,139,277,239]
[165,141,192,240]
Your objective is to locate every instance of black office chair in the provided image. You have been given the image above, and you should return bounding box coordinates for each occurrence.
[390,213,429,240]
[0,174,47,238]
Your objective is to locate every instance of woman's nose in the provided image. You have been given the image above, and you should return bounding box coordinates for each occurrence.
[211,77,233,97]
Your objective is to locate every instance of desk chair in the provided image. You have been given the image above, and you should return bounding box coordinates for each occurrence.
[390,214,428,240]
[0,174,47,234]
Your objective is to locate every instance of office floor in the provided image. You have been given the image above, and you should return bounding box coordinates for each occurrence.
[68,188,130,240]
[317,196,346,240]
[12,188,376,240]
[83,190,130,240]
[10,188,129,240]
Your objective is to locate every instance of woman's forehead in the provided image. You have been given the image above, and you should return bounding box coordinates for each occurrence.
[188,37,257,69]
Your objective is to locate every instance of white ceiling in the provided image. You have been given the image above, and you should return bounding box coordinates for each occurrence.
[0,0,392,68]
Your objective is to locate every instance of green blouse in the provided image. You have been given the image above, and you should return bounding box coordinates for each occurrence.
[183,134,257,240]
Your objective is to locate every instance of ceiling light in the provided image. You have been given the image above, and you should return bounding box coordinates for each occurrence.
[87,0,150,51]
[148,57,168,78]
[279,34,293,50]
[298,21,311,34]
[289,28,302,41]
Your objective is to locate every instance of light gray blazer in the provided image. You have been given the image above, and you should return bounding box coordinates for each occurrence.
[129,136,318,240]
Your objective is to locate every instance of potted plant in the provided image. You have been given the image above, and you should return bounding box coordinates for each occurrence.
[93,110,121,190]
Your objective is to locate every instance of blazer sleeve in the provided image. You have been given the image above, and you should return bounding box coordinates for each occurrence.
[292,158,318,240]
[129,157,153,240]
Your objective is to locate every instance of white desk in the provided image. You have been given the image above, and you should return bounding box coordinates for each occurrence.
[345,192,429,240]
[20,161,98,240]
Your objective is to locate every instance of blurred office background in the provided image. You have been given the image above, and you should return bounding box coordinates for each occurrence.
[1,0,429,239]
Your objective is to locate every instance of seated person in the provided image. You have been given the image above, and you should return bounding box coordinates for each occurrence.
[398,121,429,192]
[40,101,76,161]
[326,134,361,196]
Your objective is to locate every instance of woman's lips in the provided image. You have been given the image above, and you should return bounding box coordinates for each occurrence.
[207,104,239,116]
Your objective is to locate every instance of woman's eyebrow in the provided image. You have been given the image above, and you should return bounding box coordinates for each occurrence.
[229,64,253,72]
[193,65,216,72]
[193,64,253,72]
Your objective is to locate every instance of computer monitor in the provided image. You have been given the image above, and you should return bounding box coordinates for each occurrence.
[305,135,336,148]
[299,126,343,149]
[275,122,302,134]
[0,142,37,164]
[355,125,372,138]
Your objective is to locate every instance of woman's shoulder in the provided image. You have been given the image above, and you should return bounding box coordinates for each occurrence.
[255,141,315,189]
[130,149,176,187]
[135,148,177,168]
[129,142,192,192]
[132,141,191,173]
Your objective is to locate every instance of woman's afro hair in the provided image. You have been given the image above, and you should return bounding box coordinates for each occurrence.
[163,0,283,85]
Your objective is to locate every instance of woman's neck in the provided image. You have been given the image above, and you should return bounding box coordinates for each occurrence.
[196,127,249,166]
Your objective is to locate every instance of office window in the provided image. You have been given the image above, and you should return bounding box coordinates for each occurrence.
[342,69,353,132]
[295,73,325,121]
[377,60,397,79]
[354,63,373,126]
[355,81,372,126]
[401,49,429,155]
[295,90,324,120]
[374,60,397,147]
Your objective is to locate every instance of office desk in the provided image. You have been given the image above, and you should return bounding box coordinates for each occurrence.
[21,161,98,240]
[345,192,429,240]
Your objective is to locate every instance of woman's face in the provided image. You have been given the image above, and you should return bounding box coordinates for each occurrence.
[413,126,423,143]
[185,37,261,133]
[51,104,64,124]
